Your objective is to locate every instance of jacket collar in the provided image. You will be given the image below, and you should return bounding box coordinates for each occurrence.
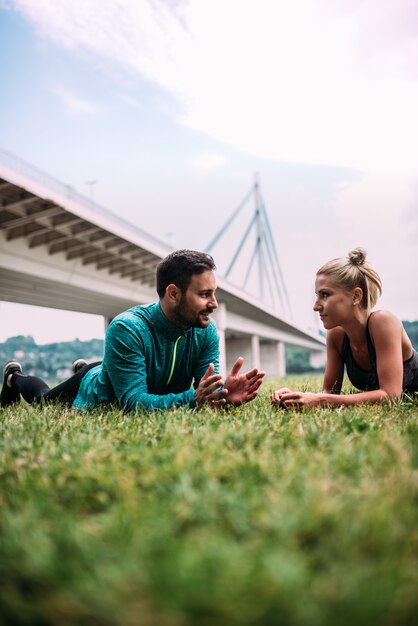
[153,302,191,341]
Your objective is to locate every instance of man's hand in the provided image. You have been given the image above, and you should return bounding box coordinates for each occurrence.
[194,363,228,407]
[224,357,265,406]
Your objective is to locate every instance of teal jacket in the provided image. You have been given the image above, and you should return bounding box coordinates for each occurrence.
[72,303,220,412]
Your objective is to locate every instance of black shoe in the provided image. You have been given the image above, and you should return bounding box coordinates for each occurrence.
[72,359,87,374]
[0,361,23,407]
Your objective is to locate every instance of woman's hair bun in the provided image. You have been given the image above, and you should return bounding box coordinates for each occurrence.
[348,247,366,266]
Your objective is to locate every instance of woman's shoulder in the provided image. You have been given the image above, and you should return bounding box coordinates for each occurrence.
[326,326,345,351]
[327,326,346,339]
[369,309,402,327]
[368,310,404,339]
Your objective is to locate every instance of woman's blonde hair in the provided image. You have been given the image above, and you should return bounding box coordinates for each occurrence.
[317,247,382,309]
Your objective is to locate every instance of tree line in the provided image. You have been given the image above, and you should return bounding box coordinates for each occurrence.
[0,335,104,382]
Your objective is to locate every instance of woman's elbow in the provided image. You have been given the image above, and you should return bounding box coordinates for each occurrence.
[380,387,402,402]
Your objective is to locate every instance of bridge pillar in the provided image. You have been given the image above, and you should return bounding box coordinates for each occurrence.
[310,349,326,370]
[251,335,260,370]
[225,336,258,372]
[260,340,286,377]
[212,303,227,375]
[217,329,227,376]
[104,316,113,329]
[277,341,286,377]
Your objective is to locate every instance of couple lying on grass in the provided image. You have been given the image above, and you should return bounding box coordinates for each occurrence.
[1,248,417,413]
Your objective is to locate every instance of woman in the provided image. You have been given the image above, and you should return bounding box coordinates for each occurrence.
[271,247,418,409]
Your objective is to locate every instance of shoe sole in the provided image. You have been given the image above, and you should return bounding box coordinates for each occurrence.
[1,361,22,407]
[3,361,23,379]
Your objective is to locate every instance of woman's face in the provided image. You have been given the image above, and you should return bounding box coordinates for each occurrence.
[313,274,356,330]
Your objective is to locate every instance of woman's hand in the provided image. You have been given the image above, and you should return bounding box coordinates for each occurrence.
[271,388,323,410]
[270,387,292,408]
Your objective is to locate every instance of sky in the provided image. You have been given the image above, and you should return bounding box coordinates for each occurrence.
[1,0,418,344]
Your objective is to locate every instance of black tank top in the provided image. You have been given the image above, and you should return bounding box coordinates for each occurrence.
[341,314,418,393]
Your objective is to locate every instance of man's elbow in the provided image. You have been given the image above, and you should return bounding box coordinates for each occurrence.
[119,391,140,413]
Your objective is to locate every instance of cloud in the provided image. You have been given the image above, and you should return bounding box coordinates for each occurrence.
[190,152,229,173]
[329,0,418,73]
[116,93,144,109]
[11,0,418,172]
[335,173,413,223]
[48,84,100,116]
[331,171,418,319]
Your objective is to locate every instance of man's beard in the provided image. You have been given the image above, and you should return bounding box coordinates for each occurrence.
[172,296,212,329]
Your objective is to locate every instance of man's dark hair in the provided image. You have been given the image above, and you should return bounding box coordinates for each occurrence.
[156,250,216,298]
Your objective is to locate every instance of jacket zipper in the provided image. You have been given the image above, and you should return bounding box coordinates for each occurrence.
[166,336,182,385]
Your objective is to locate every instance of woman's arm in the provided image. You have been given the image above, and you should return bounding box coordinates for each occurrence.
[271,328,345,408]
[274,387,392,409]
[322,328,345,393]
[368,310,404,399]
[272,312,405,409]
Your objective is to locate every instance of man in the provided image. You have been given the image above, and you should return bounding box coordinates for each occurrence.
[1,250,265,411]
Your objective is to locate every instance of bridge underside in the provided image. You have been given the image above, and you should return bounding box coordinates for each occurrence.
[1,267,137,319]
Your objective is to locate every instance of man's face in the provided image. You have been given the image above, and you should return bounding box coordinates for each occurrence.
[172,270,218,329]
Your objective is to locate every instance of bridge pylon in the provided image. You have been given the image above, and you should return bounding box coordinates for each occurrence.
[205,175,292,318]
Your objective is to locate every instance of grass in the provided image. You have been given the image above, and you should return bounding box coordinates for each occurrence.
[1,374,418,626]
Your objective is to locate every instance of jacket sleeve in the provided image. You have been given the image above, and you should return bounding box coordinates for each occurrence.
[104,318,195,412]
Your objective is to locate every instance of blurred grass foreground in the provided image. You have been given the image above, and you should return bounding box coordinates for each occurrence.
[1,374,418,626]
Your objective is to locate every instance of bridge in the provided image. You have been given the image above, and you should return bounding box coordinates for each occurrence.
[0,149,325,376]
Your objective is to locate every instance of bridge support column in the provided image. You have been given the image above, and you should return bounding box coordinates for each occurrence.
[277,341,286,377]
[309,349,326,370]
[212,303,227,375]
[251,335,260,370]
[104,316,113,330]
[260,340,286,377]
[225,335,260,372]
[217,329,226,376]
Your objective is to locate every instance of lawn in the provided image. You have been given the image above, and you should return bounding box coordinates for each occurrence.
[1,375,418,626]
